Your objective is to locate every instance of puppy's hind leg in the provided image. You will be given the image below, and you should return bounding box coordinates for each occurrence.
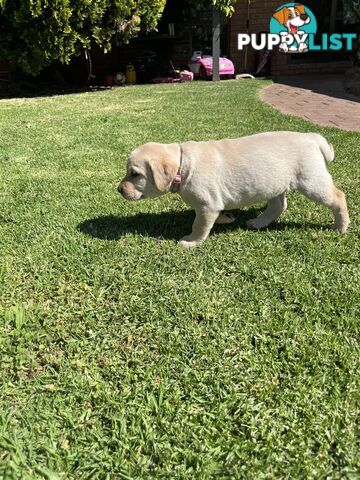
[216,211,236,224]
[301,183,349,233]
[246,193,287,230]
[246,194,287,230]
[331,186,350,232]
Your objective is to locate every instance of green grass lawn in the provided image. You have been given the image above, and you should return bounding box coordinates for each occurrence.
[0,80,359,479]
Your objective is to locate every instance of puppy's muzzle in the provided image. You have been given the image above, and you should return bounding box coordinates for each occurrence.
[118,182,129,199]
[117,181,143,201]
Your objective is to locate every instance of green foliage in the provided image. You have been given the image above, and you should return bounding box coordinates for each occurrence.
[190,0,238,16]
[0,0,237,75]
[212,0,238,16]
[0,0,166,75]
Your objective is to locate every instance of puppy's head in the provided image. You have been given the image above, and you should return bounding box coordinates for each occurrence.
[118,142,180,201]
[273,5,309,29]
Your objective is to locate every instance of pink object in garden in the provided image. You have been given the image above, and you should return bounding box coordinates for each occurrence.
[188,51,235,79]
[179,70,194,82]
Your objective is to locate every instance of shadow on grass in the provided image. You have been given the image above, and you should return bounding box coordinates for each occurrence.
[78,208,328,241]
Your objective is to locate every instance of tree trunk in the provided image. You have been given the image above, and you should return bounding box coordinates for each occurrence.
[212,7,220,82]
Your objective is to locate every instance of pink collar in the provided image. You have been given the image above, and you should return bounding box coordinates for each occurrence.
[171,171,182,192]
[171,145,183,193]
[173,172,182,184]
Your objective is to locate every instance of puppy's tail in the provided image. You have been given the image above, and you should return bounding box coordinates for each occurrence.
[315,134,335,163]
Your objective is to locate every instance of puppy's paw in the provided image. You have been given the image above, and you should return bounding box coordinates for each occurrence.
[332,223,349,233]
[179,236,202,249]
[216,212,235,224]
[246,218,267,230]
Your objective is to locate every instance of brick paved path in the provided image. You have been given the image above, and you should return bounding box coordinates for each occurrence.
[260,75,360,132]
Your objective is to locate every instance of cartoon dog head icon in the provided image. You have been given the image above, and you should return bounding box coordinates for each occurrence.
[272,4,311,52]
[273,4,310,35]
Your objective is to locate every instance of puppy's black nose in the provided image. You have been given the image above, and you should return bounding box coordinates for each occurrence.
[300,13,308,21]
[118,184,123,194]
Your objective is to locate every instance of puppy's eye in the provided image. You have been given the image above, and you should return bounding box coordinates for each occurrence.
[288,13,293,18]
[130,170,140,178]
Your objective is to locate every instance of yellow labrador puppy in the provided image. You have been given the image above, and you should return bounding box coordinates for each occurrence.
[118,131,349,248]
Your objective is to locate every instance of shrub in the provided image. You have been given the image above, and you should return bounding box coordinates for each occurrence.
[0,0,237,76]
[0,0,167,75]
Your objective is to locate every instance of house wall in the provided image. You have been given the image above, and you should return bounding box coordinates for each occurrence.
[229,0,352,76]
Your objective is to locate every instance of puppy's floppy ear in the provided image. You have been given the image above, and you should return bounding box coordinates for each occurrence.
[149,144,180,193]
[295,4,306,15]
[273,8,286,25]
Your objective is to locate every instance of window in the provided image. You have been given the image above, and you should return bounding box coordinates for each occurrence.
[291,0,355,62]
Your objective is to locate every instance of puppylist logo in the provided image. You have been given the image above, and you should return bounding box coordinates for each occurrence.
[271,3,315,53]
[238,3,358,53]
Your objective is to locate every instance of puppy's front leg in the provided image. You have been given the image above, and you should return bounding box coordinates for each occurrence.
[180,209,220,248]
